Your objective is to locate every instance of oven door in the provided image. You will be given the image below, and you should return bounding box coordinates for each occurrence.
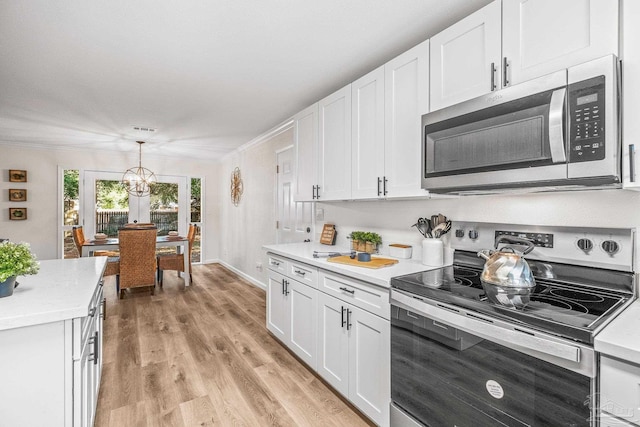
[390,292,596,427]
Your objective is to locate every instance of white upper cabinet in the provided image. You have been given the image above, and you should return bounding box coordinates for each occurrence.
[318,84,352,201]
[352,40,430,200]
[351,66,385,199]
[620,0,640,189]
[430,1,501,111]
[431,0,619,111]
[384,39,430,198]
[502,0,619,86]
[293,104,318,202]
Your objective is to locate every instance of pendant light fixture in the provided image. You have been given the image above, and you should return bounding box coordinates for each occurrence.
[122,141,156,197]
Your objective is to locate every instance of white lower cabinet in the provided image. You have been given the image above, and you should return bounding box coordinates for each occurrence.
[317,291,390,427]
[267,268,318,369]
[266,254,390,426]
[599,356,640,426]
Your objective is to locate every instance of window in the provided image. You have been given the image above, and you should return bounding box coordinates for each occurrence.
[62,169,80,258]
[191,178,202,263]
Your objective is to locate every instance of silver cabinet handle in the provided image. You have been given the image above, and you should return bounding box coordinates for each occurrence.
[270,261,280,266]
[346,309,352,330]
[341,306,346,327]
[630,144,636,183]
[549,88,567,163]
[315,185,320,199]
[490,62,497,91]
[377,177,382,196]
[339,286,355,294]
[383,176,388,196]
[102,298,106,320]
[89,307,97,317]
[503,57,509,87]
[293,269,306,276]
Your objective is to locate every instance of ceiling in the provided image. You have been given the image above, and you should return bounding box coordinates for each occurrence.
[0,0,491,161]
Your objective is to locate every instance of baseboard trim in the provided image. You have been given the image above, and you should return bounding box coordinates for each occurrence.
[214,260,267,290]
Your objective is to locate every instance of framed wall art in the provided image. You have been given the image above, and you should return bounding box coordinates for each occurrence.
[9,189,27,202]
[9,170,27,182]
[9,208,27,220]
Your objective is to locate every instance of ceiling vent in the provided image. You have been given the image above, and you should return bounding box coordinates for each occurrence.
[132,126,156,133]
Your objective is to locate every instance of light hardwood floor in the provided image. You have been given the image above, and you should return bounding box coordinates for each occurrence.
[95,264,373,427]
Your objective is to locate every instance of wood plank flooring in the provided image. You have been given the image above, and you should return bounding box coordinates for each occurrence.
[95,264,373,427]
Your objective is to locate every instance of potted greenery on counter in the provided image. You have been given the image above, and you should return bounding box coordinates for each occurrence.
[349,231,382,254]
[0,241,39,298]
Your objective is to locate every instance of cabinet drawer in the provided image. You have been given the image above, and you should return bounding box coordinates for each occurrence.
[287,261,318,288]
[600,356,640,425]
[267,253,287,274]
[319,272,389,319]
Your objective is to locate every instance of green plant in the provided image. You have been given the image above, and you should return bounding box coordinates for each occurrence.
[0,242,39,282]
[348,231,382,245]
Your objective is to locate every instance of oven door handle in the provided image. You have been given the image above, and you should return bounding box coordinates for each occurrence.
[391,290,585,367]
[548,87,567,163]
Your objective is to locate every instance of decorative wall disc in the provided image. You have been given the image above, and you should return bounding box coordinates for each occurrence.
[230,167,243,206]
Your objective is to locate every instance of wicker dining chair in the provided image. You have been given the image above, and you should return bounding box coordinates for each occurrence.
[72,226,120,285]
[117,227,158,299]
[157,224,198,287]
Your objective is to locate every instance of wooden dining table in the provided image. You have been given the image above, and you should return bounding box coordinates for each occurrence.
[81,235,191,286]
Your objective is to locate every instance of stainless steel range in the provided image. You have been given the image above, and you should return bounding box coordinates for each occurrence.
[390,222,636,427]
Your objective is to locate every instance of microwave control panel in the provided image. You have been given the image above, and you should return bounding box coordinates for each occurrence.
[568,75,605,163]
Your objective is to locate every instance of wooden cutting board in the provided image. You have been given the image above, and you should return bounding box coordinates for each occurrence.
[327,255,399,269]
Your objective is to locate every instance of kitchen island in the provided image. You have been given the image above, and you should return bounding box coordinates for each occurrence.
[0,257,106,427]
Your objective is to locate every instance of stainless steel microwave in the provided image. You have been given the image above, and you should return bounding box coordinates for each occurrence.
[421,55,620,193]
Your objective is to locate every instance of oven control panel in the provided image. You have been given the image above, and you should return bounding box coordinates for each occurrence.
[495,230,554,248]
[450,222,634,271]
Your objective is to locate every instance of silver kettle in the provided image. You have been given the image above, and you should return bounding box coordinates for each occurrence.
[478,235,536,288]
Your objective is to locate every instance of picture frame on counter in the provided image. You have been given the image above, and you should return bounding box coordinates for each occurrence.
[8,189,27,202]
[9,208,27,220]
[9,170,27,182]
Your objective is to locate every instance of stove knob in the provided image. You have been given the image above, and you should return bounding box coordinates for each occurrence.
[601,240,620,255]
[576,238,593,252]
[455,229,464,238]
[468,230,479,240]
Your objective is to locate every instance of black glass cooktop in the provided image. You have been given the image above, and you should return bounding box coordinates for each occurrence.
[391,252,634,344]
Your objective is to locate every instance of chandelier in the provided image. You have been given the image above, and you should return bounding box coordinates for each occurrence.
[122,141,156,197]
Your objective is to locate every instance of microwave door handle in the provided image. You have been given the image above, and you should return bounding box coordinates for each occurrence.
[549,87,567,163]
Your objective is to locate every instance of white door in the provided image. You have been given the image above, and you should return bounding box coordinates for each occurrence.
[294,104,318,202]
[318,84,352,200]
[288,279,317,369]
[83,171,188,238]
[348,306,390,427]
[430,0,501,110]
[316,292,350,397]
[266,270,289,343]
[502,0,618,86]
[384,39,430,198]
[276,146,312,244]
[351,66,385,199]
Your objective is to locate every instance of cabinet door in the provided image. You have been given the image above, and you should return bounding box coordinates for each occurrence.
[503,0,618,86]
[318,84,352,200]
[294,103,318,201]
[288,279,317,369]
[430,0,501,110]
[384,39,430,198]
[316,292,350,396]
[348,306,390,427]
[622,0,640,189]
[600,357,640,425]
[351,66,385,199]
[266,270,289,343]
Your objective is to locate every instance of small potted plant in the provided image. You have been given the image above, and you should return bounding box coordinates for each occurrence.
[348,231,382,254]
[0,241,39,298]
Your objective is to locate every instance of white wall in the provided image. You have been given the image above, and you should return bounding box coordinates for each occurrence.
[0,145,220,261]
[217,126,294,288]
[316,190,640,260]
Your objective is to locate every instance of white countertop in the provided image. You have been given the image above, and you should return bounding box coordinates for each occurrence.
[595,299,640,363]
[0,257,106,331]
[263,242,439,288]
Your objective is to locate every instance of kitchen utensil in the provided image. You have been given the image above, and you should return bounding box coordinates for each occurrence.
[313,251,356,259]
[431,215,440,228]
[477,235,536,308]
[433,220,452,238]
